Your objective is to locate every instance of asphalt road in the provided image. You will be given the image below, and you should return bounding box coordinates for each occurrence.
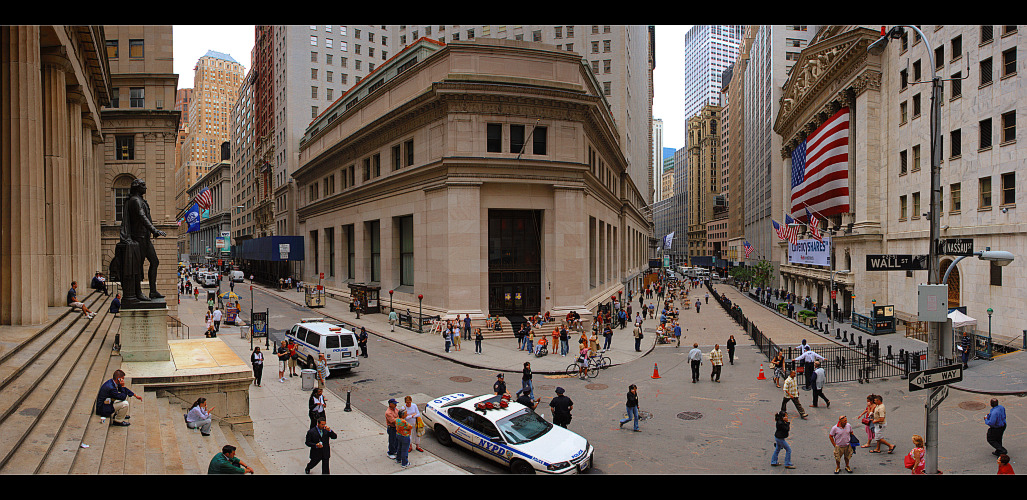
[195,277,1023,475]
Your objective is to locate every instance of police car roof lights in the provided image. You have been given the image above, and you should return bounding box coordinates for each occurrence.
[300,317,326,323]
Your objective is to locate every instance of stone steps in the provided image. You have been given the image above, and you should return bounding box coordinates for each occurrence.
[0,291,112,472]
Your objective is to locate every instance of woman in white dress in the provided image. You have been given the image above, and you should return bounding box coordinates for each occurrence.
[403,395,424,453]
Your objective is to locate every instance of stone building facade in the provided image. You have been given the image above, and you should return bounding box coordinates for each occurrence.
[774,25,1026,339]
[293,38,650,323]
[2,26,111,325]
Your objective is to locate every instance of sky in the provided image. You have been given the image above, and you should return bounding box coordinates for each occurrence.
[173,25,256,86]
[172,24,689,149]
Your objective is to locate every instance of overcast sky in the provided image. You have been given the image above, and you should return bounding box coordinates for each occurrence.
[172,24,689,149]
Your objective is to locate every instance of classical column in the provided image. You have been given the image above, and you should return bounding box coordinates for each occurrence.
[442,182,482,315]
[41,48,72,306]
[551,185,588,316]
[67,87,86,285]
[1,26,48,324]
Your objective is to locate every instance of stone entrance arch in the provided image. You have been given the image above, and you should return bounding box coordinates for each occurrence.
[939,259,961,308]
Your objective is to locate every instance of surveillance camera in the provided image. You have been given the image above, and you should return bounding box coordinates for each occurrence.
[1001,207,1008,213]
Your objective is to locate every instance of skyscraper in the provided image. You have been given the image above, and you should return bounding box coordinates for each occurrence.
[680,26,744,130]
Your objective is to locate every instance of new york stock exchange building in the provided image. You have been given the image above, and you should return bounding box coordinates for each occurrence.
[772,25,1025,343]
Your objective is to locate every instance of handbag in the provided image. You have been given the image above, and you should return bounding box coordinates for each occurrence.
[904,450,917,469]
[849,433,860,449]
[415,416,426,437]
[861,416,873,426]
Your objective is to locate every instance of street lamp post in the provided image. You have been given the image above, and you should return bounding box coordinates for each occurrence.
[389,289,394,313]
[987,307,994,347]
[418,294,424,333]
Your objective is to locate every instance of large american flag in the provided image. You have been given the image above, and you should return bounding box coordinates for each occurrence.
[791,107,850,219]
[194,187,213,212]
[743,240,754,259]
[773,218,799,246]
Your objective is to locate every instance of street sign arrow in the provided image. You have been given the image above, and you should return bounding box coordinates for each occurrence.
[908,364,963,392]
[927,385,949,413]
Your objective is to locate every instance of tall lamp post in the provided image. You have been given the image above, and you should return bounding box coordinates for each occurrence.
[389,289,394,313]
[418,294,424,333]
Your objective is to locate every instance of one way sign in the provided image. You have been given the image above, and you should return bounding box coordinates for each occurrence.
[908,364,963,392]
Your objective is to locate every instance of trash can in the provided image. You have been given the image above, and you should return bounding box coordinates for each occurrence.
[240,325,248,339]
[301,369,316,391]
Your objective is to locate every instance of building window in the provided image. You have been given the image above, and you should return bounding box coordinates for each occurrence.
[990,261,1003,286]
[399,215,414,286]
[116,135,134,160]
[900,68,908,89]
[981,26,993,45]
[110,87,119,108]
[1001,110,1016,143]
[912,145,921,171]
[345,224,355,279]
[935,45,944,70]
[532,126,547,155]
[368,220,380,283]
[900,195,907,220]
[900,150,908,175]
[951,71,962,99]
[363,157,371,181]
[950,182,961,212]
[1002,172,1016,206]
[980,57,993,86]
[129,87,144,108]
[311,68,318,80]
[913,59,921,81]
[1003,48,1017,78]
[326,227,335,278]
[912,93,921,117]
[129,39,143,58]
[114,187,130,221]
[485,123,502,153]
[950,129,961,158]
[980,176,993,209]
[312,106,318,119]
[404,139,414,167]
[373,153,381,178]
[912,192,921,219]
[900,101,908,123]
[310,35,317,46]
[311,86,318,99]
[106,40,118,59]
[392,144,402,170]
[980,118,993,149]
[509,124,525,153]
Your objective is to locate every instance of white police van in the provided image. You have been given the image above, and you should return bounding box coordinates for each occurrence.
[286,318,360,372]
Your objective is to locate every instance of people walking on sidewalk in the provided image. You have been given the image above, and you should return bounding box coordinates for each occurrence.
[811,361,830,408]
[709,344,723,382]
[905,435,926,474]
[781,370,808,419]
[304,419,337,474]
[395,409,412,467]
[688,343,703,383]
[475,328,483,354]
[829,415,854,473]
[251,347,264,387]
[986,398,1008,457]
[771,351,785,388]
[869,395,895,454]
[549,387,573,428]
[309,387,327,429]
[770,411,795,468]
[633,322,643,352]
[618,384,640,431]
[518,362,534,399]
[287,338,299,377]
[453,323,462,351]
[793,344,825,390]
[857,394,878,447]
[315,353,330,390]
[727,335,737,365]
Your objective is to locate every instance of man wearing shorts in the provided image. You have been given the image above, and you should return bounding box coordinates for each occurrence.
[829,415,854,473]
[68,281,96,319]
[277,341,290,383]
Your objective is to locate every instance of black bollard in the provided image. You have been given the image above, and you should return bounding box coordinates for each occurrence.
[849,332,856,346]
[857,335,863,348]
[842,331,848,343]
[344,390,353,412]
[836,328,842,340]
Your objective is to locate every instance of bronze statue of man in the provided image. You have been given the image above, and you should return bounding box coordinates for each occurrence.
[113,178,166,305]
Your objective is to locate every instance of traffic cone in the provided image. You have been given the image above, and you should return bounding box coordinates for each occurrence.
[757,364,767,380]
[651,363,661,379]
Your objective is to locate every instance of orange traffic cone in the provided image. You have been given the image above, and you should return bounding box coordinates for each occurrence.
[651,363,661,379]
[757,364,767,380]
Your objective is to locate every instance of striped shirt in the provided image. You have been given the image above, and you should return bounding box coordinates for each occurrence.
[784,376,800,399]
[708,348,723,366]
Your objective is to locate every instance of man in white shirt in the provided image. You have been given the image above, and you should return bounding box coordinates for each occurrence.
[811,361,830,408]
[793,345,825,390]
[212,307,223,335]
[688,343,703,383]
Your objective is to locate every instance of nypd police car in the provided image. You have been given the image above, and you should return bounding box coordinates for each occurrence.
[423,392,593,474]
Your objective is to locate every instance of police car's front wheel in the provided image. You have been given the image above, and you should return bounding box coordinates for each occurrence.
[510,458,536,474]
[433,424,452,447]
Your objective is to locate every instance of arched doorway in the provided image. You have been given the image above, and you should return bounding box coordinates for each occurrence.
[939,259,961,308]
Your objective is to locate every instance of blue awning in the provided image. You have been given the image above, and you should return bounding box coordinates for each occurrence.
[237,235,304,261]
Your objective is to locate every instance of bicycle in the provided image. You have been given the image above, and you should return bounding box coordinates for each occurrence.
[588,349,611,370]
[565,359,599,379]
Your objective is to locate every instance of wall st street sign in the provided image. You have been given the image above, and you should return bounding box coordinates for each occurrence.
[866,254,930,271]
[908,364,963,392]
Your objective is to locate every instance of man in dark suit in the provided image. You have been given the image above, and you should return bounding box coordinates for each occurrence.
[304,418,337,474]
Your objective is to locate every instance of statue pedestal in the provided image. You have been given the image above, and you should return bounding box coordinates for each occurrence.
[120,301,171,362]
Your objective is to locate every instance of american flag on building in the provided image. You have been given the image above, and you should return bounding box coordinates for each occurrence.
[773,218,799,246]
[791,107,850,220]
[743,240,754,259]
[194,187,213,212]
[806,208,823,242]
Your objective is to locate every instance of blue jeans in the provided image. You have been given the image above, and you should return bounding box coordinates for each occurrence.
[387,426,398,456]
[560,339,569,356]
[519,379,534,399]
[620,406,639,431]
[771,437,792,466]
[396,434,411,466]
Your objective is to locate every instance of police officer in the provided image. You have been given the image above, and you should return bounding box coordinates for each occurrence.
[493,373,507,396]
[549,387,573,428]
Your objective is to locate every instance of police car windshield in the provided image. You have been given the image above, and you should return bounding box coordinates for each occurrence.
[495,408,552,444]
